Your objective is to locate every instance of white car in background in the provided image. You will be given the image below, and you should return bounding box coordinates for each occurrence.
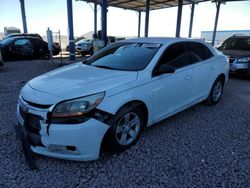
[75,39,94,56]
[16,37,229,162]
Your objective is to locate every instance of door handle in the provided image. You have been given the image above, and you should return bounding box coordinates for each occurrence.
[185,75,192,80]
[210,65,216,70]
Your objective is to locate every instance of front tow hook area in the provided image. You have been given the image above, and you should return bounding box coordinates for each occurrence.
[15,125,37,170]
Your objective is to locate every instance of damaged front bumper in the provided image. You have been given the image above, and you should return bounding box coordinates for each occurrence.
[16,96,110,165]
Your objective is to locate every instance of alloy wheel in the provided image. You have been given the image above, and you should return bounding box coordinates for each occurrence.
[115,112,141,146]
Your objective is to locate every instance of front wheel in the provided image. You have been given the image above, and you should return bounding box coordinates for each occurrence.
[105,107,144,151]
[206,77,224,105]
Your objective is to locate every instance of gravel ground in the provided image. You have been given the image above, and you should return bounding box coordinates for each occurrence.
[0,60,250,188]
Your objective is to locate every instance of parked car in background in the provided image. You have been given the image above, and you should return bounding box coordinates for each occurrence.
[16,38,228,162]
[52,42,61,56]
[75,39,93,56]
[66,36,86,52]
[218,35,250,76]
[66,36,119,56]
[3,33,61,56]
[0,36,50,61]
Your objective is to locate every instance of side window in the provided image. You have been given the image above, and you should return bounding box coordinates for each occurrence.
[186,42,213,64]
[14,39,31,46]
[156,43,189,69]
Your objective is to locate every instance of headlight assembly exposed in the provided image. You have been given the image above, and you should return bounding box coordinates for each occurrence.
[238,57,250,63]
[52,92,105,118]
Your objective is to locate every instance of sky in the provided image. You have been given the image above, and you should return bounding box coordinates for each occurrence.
[0,0,250,38]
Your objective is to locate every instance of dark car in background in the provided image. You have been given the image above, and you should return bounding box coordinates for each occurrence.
[218,35,250,76]
[2,33,61,56]
[52,42,61,55]
[0,36,50,61]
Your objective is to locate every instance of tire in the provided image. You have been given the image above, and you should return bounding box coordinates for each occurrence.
[81,52,86,57]
[206,77,224,106]
[105,106,144,151]
[41,50,50,59]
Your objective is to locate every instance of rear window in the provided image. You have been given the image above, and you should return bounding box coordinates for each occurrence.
[186,42,213,63]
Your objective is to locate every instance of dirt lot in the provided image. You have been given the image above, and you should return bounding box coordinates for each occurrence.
[0,59,250,187]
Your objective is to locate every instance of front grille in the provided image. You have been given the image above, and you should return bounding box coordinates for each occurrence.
[19,106,44,146]
[25,113,42,134]
[19,106,27,120]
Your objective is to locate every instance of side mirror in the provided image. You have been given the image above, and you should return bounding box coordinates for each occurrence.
[154,64,176,75]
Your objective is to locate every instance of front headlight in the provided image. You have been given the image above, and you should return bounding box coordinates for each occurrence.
[52,92,105,118]
[238,57,250,63]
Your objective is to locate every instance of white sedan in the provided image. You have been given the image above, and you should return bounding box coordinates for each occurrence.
[16,37,229,161]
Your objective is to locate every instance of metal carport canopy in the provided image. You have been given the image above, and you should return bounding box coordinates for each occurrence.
[81,0,210,11]
[80,0,244,11]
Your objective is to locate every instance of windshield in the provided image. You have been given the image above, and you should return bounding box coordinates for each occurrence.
[221,37,250,51]
[85,42,161,71]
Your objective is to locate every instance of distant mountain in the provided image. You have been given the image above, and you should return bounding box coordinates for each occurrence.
[81,31,94,39]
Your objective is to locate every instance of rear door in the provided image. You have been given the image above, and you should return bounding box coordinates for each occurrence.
[185,42,215,101]
[151,42,194,121]
[31,38,42,58]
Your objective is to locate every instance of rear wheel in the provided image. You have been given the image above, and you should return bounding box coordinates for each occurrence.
[206,77,224,105]
[106,106,144,151]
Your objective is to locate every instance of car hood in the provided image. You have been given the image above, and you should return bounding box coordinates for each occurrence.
[23,63,138,104]
[76,42,92,45]
[220,50,250,58]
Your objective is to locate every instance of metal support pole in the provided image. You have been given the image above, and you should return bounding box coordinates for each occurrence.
[188,3,195,38]
[101,0,108,46]
[176,0,183,37]
[145,0,150,37]
[138,11,141,38]
[94,1,97,35]
[58,30,63,64]
[212,2,221,46]
[19,0,28,33]
[67,0,75,60]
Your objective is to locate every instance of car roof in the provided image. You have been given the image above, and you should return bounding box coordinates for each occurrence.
[7,36,43,40]
[120,37,205,44]
[4,33,43,40]
[230,35,250,39]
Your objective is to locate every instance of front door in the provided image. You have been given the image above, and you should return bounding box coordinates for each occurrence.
[151,43,193,121]
[13,38,33,59]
